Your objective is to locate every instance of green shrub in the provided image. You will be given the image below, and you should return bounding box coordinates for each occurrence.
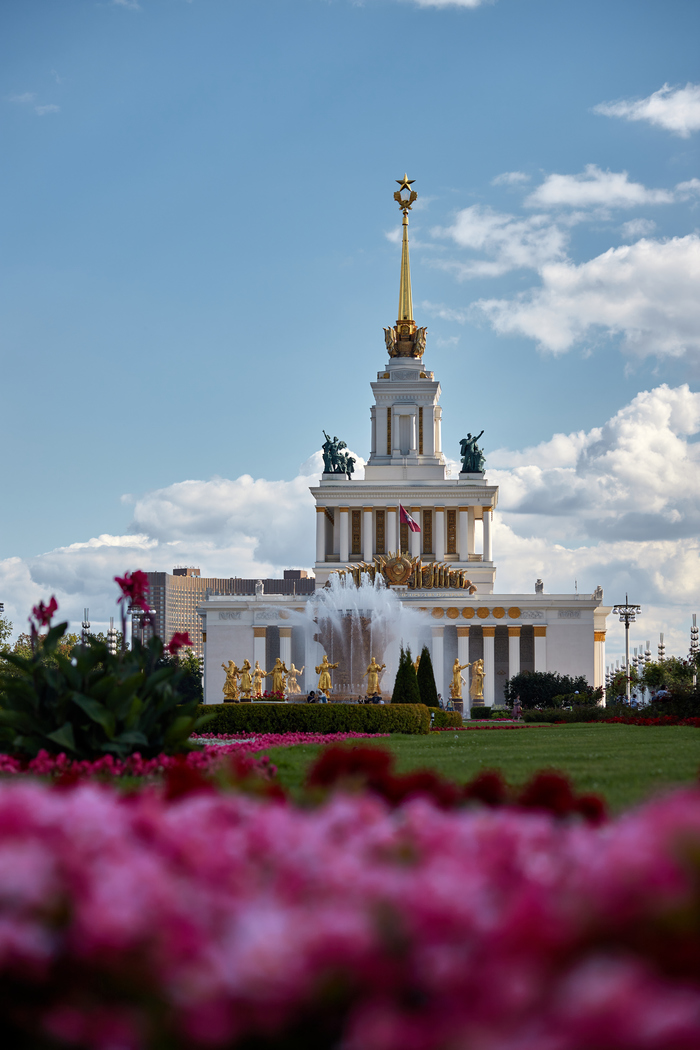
[391,647,421,705]
[197,702,431,735]
[523,707,607,723]
[505,671,598,709]
[427,708,463,729]
[416,646,439,708]
[470,707,492,720]
[0,623,211,759]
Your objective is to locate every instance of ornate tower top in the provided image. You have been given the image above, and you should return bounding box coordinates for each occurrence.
[383,175,427,359]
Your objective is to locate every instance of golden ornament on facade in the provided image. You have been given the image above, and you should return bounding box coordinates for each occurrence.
[330,553,476,593]
[493,607,505,619]
[462,607,475,619]
[279,610,290,620]
[508,607,521,619]
[446,607,459,619]
[431,608,444,619]
[477,607,490,619]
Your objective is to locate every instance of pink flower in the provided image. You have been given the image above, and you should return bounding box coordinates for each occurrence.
[166,631,193,655]
[114,570,150,613]
[30,596,58,628]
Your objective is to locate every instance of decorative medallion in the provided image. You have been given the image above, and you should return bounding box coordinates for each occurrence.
[462,608,475,619]
[508,607,521,619]
[446,607,459,619]
[477,607,490,619]
[493,607,505,619]
[431,608,444,619]
[383,553,414,586]
[279,610,290,620]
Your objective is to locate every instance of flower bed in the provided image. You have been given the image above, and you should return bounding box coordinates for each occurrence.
[0,775,699,1049]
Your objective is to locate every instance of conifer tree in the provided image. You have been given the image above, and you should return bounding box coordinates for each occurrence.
[391,645,421,705]
[416,644,439,708]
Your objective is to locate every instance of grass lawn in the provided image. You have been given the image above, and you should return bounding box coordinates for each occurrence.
[261,724,700,811]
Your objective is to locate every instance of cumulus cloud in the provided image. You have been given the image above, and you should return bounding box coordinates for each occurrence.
[491,171,530,186]
[475,234,700,358]
[594,83,700,138]
[620,218,656,240]
[405,0,495,7]
[432,205,567,276]
[526,164,676,209]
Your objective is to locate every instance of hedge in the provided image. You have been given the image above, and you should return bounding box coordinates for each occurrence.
[523,708,607,723]
[197,703,431,735]
[427,709,463,729]
[470,708,492,720]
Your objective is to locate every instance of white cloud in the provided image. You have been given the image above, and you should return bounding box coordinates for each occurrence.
[34,104,59,116]
[594,83,700,138]
[111,0,141,8]
[491,171,530,186]
[405,0,494,7]
[526,164,675,209]
[432,205,567,276]
[8,92,36,104]
[476,234,700,358]
[619,218,656,240]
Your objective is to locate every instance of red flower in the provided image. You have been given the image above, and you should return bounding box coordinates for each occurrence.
[114,570,150,613]
[167,632,193,655]
[31,596,58,628]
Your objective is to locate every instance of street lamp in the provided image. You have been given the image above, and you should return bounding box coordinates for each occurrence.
[658,633,665,662]
[81,608,90,646]
[690,614,698,688]
[612,595,642,703]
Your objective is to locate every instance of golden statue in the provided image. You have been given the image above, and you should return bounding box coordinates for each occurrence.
[252,660,267,698]
[315,654,339,698]
[239,658,253,700]
[449,659,470,700]
[286,663,304,694]
[414,653,421,675]
[469,658,485,701]
[267,657,288,696]
[363,656,386,696]
[221,660,240,702]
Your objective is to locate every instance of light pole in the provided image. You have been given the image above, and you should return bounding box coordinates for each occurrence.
[81,608,90,646]
[690,614,698,689]
[658,633,665,662]
[612,595,642,703]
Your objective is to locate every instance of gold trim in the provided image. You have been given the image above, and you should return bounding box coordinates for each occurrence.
[363,507,373,513]
[457,626,470,637]
[594,630,606,642]
[446,607,459,619]
[279,627,292,638]
[477,607,490,619]
[508,607,521,618]
[508,626,521,637]
[462,607,475,619]
[534,626,547,637]
[338,506,349,514]
[431,608,444,619]
[418,406,423,455]
[482,626,496,637]
[493,607,505,619]
[315,506,326,513]
[253,627,267,638]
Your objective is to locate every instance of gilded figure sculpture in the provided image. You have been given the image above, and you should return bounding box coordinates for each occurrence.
[286,663,304,694]
[414,653,421,675]
[315,654,339,698]
[363,656,386,696]
[469,658,485,702]
[449,659,470,700]
[266,657,288,696]
[252,660,267,698]
[331,554,476,593]
[239,658,253,700]
[221,661,240,703]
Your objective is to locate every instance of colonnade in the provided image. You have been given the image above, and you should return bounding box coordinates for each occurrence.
[315,505,493,564]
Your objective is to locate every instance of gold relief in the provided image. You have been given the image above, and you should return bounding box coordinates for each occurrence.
[446,508,457,554]
[253,627,267,638]
[482,626,496,637]
[279,610,289,620]
[446,607,459,619]
[493,607,505,619]
[477,607,490,619]
[594,631,606,642]
[508,607,521,618]
[462,607,475,619]
[456,626,470,637]
[418,406,423,455]
[508,626,521,637]
[534,626,547,637]
[431,608,444,619]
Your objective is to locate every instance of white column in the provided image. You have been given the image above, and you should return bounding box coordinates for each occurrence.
[467,507,475,557]
[253,627,267,685]
[387,507,397,554]
[458,507,469,561]
[482,507,493,562]
[363,507,373,562]
[483,627,495,707]
[457,626,470,713]
[370,407,377,455]
[409,410,417,455]
[435,507,445,561]
[435,406,442,454]
[410,507,421,559]
[431,625,445,700]
[534,626,547,672]
[315,507,326,562]
[509,627,520,680]
[392,409,401,455]
[279,628,292,689]
[594,630,605,692]
[339,507,349,563]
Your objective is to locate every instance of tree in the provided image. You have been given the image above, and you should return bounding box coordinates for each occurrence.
[157,648,203,704]
[642,658,694,692]
[504,670,594,709]
[0,614,11,653]
[391,646,421,705]
[416,645,438,708]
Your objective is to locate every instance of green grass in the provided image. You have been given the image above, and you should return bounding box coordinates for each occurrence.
[261,724,700,812]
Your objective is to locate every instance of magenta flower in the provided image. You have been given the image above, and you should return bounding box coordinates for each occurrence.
[30,596,58,628]
[114,570,150,613]
[166,631,193,656]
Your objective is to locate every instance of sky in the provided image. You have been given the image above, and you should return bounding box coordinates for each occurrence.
[1,0,699,668]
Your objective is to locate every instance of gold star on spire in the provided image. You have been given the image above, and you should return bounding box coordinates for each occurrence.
[396,174,415,192]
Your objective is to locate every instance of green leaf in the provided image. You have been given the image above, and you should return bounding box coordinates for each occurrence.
[113,730,149,746]
[0,710,37,732]
[163,715,195,745]
[69,694,116,738]
[45,722,77,753]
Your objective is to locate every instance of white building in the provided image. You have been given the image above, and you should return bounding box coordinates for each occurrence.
[198,178,610,707]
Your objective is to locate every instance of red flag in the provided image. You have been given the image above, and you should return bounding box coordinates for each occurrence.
[400,504,421,533]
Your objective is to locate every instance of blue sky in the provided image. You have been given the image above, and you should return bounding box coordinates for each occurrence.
[1,0,700,665]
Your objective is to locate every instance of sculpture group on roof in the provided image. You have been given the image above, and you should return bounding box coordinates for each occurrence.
[322,431,356,477]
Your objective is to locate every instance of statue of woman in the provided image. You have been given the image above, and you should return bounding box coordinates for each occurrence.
[239,658,253,700]
[363,656,386,696]
[469,658,485,701]
[252,660,267,698]
[267,657,288,696]
[221,660,240,702]
[286,663,304,694]
[449,658,469,700]
[315,654,339,698]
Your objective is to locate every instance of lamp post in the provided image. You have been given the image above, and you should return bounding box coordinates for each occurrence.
[81,608,90,646]
[658,633,665,662]
[612,595,642,703]
[690,614,698,689]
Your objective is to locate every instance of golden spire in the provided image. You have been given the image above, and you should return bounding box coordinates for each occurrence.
[394,174,417,327]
